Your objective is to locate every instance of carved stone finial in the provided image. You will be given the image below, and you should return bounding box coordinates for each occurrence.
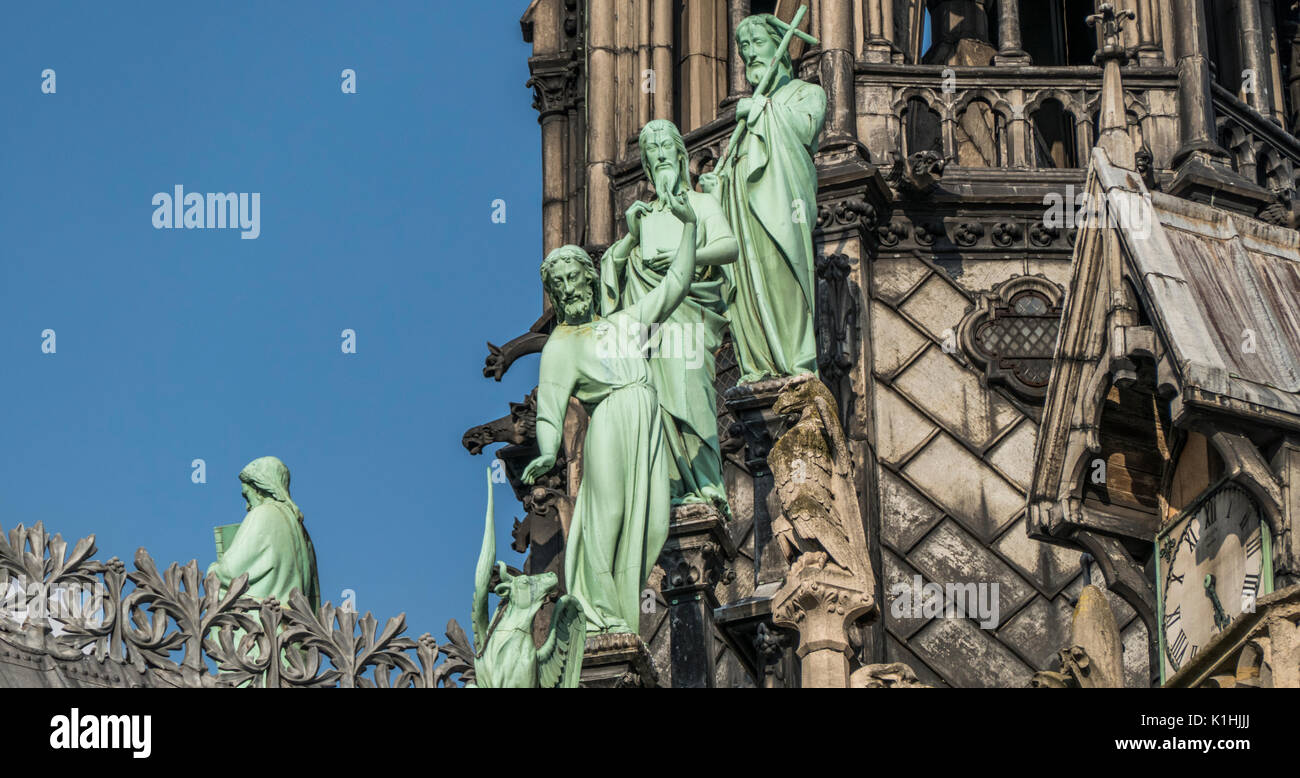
[1029,584,1125,688]
[1070,585,1125,687]
[1086,3,1136,64]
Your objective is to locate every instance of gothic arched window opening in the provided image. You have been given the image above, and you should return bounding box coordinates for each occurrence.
[1032,99,1079,168]
[1206,0,1245,95]
[1019,0,1098,66]
[955,98,1005,167]
[918,4,935,62]
[1257,154,1273,190]
[904,97,944,158]
[1090,107,1146,164]
[1275,0,1300,131]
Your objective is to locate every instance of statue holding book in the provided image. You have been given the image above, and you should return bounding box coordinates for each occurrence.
[602,118,737,517]
[208,456,321,611]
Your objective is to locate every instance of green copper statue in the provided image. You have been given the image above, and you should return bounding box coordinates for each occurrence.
[522,194,700,634]
[469,470,585,688]
[207,456,320,610]
[206,456,320,677]
[602,119,737,517]
[701,11,827,384]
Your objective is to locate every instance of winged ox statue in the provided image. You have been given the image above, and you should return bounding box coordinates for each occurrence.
[468,469,586,688]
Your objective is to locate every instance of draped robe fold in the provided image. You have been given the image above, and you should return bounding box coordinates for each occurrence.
[207,502,320,608]
[206,502,320,674]
[601,189,732,515]
[536,297,684,633]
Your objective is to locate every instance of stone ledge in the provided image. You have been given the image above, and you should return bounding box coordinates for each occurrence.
[580,632,659,688]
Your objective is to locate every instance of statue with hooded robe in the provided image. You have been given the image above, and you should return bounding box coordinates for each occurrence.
[207,456,320,612]
[521,188,701,635]
[701,13,827,384]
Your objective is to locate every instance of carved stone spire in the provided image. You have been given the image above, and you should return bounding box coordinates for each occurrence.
[1088,3,1137,169]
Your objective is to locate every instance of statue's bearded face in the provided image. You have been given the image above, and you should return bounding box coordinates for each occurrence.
[641,128,684,198]
[738,24,783,87]
[241,483,260,512]
[548,257,595,324]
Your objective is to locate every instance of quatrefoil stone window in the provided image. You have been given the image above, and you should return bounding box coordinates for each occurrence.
[958,276,1064,402]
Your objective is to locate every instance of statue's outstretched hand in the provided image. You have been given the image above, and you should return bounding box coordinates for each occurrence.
[521,454,556,485]
[625,201,652,240]
[665,192,696,225]
[697,172,720,195]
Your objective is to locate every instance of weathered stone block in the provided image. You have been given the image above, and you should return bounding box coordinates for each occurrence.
[902,433,1025,538]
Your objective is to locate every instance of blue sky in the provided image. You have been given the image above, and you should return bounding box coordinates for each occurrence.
[1,2,544,640]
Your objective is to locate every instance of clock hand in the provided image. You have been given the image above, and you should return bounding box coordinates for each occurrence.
[1204,574,1230,632]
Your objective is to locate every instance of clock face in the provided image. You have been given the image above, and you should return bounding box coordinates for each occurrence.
[1158,484,1269,681]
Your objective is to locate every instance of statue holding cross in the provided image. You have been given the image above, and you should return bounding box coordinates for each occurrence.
[701,7,826,384]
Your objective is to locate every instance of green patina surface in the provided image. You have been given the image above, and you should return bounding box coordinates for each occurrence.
[603,119,736,517]
[707,13,826,384]
[523,190,699,635]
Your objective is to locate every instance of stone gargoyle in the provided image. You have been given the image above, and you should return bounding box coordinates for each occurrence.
[888,150,947,198]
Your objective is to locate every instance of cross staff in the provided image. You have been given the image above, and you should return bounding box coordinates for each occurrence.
[715,5,819,173]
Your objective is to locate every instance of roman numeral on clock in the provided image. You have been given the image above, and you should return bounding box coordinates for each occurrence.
[1183,525,1199,551]
[1243,573,1259,597]
[1244,534,1262,557]
[1164,605,1181,631]
[1169,630,1189,664]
